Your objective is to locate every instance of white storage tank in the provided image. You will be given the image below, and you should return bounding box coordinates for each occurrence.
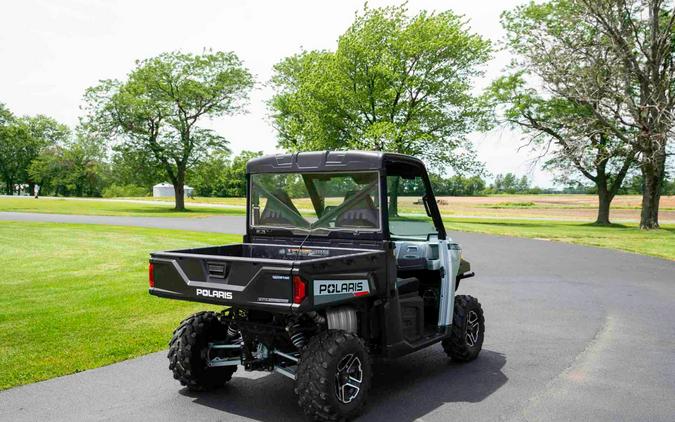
[153,183,194,198]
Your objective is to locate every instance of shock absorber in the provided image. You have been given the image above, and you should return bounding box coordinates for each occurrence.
[287,322,306,349]
[226,324,241,343]
[307,311,326,325]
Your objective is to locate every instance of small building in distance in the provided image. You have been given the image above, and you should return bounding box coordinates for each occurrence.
[153,183,195,198]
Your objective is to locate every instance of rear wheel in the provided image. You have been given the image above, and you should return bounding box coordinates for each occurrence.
[442,295,485,362]
[295,330,372,421]
[167,311,237,391]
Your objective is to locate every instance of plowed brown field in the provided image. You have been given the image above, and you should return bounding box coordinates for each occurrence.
[411,195,675,223]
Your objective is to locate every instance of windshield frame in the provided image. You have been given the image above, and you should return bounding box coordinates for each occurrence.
[247,170,384,237]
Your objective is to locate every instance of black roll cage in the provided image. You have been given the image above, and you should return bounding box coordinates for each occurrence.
[244,152,446,243]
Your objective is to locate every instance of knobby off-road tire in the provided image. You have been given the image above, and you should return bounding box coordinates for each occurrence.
[295,330,372,421]
[442,295,485,362]
[167,311,236,391]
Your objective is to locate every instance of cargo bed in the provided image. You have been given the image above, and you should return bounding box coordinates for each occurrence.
[149,243,387,312]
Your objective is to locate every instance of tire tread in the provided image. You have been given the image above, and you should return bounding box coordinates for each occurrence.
[167,311,236,391]
[295,330,371,421]
[442,295,485,362]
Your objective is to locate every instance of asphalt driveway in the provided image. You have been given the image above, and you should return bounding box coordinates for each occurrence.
[0,211,247,234]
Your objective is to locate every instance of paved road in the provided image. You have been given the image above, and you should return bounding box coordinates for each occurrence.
[0,211,247,234]
[0,213,674,421]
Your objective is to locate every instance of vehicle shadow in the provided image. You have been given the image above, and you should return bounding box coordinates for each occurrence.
[365,349,507,420]
[181,348,507,421]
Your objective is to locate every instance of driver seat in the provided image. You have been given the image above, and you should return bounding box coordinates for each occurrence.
[335,190,379,228]
[259,190,301,226]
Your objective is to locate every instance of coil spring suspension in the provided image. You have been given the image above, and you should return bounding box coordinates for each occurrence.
[287,323,306,349]
[226,325,241,342]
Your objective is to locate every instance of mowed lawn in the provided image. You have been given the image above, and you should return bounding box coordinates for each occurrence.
[0,197,242,217]
[0,221,240,390]
[445,218,675,260]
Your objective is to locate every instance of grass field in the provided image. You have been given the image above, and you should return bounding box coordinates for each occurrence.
[0,221,239,390]
[0,197,241,217]
[444,218,675,260]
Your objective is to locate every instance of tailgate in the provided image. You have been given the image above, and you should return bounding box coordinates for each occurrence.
[149,250,295,312]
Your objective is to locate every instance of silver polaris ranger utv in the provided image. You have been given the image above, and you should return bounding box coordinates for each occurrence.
[148,151,484,421]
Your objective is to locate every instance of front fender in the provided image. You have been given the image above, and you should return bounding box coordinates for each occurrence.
[455,258,475,290]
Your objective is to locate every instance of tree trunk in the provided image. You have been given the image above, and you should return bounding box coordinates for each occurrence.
[388,176,399,218]
[639,145,666,230]
[641,174,660,229]
[595,186,612,225]
[593,162,614,226]
[174,182,185,211]
[640,169,662,229]
[5,179,13,195]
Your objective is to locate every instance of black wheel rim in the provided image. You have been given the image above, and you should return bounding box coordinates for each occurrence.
[466,310,480,347]
[335,353,363,404]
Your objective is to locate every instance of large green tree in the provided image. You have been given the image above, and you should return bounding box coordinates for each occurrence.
[190,150,262,197]
[485,71,636,224]
[84,51,254,210]
[0,104,25,194]
[496,0,675,229]
[109,144,165,192]
[270,5,491,213]
[29,130,108,197]
[578,0,675,229]
[0,103,11,124]
[0,106,69,195]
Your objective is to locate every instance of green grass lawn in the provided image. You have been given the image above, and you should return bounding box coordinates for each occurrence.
[445,217,675,260]
[0,221,240,390]
[0,197,243,217]
[123,196,248,207]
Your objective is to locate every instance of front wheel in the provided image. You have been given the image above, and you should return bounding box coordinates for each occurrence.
[295,330,372,421]
[442,295,485,362]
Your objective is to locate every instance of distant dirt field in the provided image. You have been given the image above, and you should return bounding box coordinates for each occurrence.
[133,194,675,223]
[424,194,675,222]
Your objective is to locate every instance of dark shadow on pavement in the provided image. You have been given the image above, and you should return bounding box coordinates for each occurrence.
[181,349,507,421]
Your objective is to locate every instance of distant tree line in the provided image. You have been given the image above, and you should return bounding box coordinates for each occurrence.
[429,172,593,196]
[562,174,675,196]
[0,102,260,199]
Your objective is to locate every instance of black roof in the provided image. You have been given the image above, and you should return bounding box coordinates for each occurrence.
[246,151,425,174]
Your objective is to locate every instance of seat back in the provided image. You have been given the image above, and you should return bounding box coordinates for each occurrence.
[335,190,379,228]
[259,190,301,226]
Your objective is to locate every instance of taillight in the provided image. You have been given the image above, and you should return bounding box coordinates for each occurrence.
[149,262,155,288]
[292,275,306,304]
